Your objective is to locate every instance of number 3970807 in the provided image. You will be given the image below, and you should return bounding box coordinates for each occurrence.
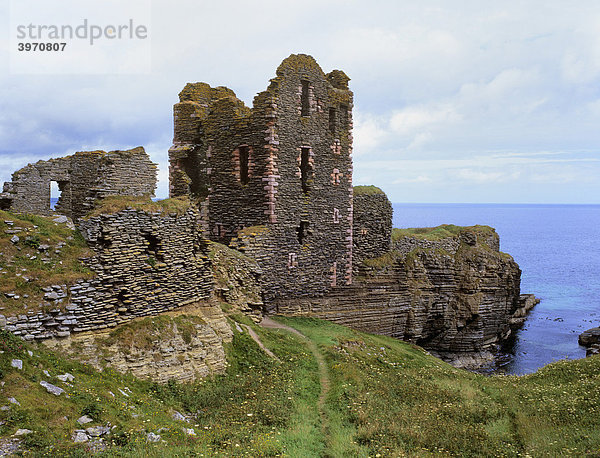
[17,43,67,51]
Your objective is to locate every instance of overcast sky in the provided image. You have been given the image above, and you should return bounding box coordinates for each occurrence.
[1,0,599,203]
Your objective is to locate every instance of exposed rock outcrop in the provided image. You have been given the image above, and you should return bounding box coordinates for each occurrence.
[579,327,600,356]
[43,303,232,383]
[269,226,524,359]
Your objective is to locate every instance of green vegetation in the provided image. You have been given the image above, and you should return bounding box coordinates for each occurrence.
[99,315,205,351]
[361,250,401,269]
[353,185,385,196]
[392,224,495,241]
[1,316,599,456]
[0,210,93,315]
[85,196,191,219]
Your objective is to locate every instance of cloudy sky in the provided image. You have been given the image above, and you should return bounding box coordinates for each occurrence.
[1,0,599,203]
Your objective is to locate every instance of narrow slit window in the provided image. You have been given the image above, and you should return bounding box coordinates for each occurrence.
[296,221,310,245]
[301,80,310,116]
[239,145,250,185]
[340,104,348,127]
[144,233,164,262]
[301,147,311,193]
[329,107,336,133]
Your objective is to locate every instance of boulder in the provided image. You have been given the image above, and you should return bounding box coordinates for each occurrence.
[579,327,600,347]
[40,381,65,396]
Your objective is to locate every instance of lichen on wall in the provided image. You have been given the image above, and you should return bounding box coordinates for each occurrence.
[169,54,355,301]
[353,186,393,264]
[0,147,157,222]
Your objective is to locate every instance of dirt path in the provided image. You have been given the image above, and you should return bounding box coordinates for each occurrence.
[240,323,281,362]
[259,316,331,438]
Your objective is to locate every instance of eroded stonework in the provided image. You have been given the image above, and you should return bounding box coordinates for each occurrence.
[1,207,212,340]
[169,54,357,300]
[0,147,157,222]
[353,186,393,264]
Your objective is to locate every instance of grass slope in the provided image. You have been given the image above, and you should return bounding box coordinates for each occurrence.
[1,315,599,456]
[0,211,93,315]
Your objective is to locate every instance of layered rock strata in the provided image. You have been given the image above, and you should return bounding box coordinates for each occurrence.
[269,226,523,356]
[43,303,232,383]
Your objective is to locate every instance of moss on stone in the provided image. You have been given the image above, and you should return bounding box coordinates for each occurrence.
[0,210,94,315]
[85,196,192,218]
[361,250,401,269]
[392,224,495,242]
[100,314,206,351]
[353,185,386,196]
[235,225,270,238]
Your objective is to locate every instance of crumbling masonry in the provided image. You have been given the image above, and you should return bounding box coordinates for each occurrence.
[168,54,386,301]
[0,147,157,222]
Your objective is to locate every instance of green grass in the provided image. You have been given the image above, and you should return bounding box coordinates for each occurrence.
[84,196,191,219]
[353,185,385,196]
[1,316,600,456]
[0,210,93,315]
[392,224,495,241]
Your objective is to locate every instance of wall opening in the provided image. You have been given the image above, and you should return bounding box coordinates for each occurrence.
[116,290,128,314]
[329,107,336,133]
[98,229,112,249]
[301,147,311,194]
[239,145,250,185]
[340,104,348,127]
[181,155,206,197]
[296,221,311,245]
[50,181,61,210]
[301,80,310,116]
[144,232,164,262]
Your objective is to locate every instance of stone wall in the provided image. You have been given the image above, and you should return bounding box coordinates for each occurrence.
[268,227,522,354]
[0,206,212,340]
[0,147,157,222]
[169,54,355,300]
[353,186,392,264]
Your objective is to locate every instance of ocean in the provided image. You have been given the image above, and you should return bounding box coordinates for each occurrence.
[392,203,600,375]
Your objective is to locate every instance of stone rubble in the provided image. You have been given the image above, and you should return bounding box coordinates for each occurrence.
[39,381,65,396]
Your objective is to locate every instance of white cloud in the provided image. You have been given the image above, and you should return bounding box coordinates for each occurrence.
[1,0,600,202]
[389,104,459,136]
[352,110,388,156]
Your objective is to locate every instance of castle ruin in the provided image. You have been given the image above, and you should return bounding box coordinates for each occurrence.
[169,54,391,301]
[0,147,157,222]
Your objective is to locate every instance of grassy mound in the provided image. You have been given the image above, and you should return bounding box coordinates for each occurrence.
[1,316,599,456]
[353,185,386,196]
[392,224,495,241]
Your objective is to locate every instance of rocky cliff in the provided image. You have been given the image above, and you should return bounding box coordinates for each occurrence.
[269,225,525,363]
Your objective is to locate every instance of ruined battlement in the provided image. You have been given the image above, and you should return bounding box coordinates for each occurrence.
[169,54,357,300]
[0,147,157,222]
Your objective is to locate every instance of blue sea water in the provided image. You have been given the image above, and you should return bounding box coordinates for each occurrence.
[392,203,600,375]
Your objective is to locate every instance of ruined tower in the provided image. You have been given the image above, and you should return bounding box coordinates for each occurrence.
[169,54,354,301]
